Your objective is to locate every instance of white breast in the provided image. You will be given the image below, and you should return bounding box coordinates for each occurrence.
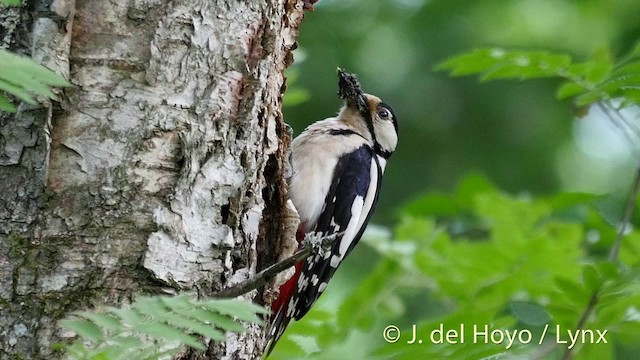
[288,118,369,229]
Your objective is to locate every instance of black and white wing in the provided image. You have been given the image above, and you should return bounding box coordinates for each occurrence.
[289,144,382,320]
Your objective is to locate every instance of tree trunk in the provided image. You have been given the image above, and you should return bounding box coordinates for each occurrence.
[0,0,303,358]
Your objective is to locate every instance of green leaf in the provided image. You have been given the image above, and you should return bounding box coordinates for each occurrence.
[1,0,22,6]
[546,192,599,211]
[110,335,143,348]
[509,301,552,326]
[167,306,242,335]
[438,48,572,81]
[165,313,226,342]
[563,51,612,88]
[136,322,205,350]
[455,173,497,208]
[204,299,268,323]
[60,319,104,343]
[0,49,69,111]
[436,48,506,76]
[0,95,17,112]
[618,41,640,64]
[58,295,268,359]
[109,307,143,325]
[288,334,320,356]
[0,78,37,104]
[556,81,587,100]
[575,90,607,106]
[76,312,122,332]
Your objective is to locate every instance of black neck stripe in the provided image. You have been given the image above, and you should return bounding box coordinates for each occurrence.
[329,128,357,136]
[374,143,392,159]
[360,108,377,144]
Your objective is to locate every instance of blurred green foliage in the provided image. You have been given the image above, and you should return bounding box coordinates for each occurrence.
[0,50,69,112]
[270,175,640,359]
[277,0,640,359]
[57,295,267,360]
[284,0,640,224]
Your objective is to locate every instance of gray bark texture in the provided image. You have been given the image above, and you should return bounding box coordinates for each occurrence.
[0,0,304,358]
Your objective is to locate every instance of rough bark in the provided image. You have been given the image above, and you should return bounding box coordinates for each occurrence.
[0,0,304,359]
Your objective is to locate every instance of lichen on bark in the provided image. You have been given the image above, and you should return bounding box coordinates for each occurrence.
[0,0,305,358]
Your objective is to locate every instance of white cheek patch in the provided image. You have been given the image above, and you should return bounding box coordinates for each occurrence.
[374,120,398,154]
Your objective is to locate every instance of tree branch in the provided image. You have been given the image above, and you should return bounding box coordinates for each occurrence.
[213,232,342,299]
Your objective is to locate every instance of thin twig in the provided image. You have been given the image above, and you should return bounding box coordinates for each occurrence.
[609,162,640,261]
[596,102,637,147]
[561,294,599,360]
[561,120,640,360]
[213,232,342,298]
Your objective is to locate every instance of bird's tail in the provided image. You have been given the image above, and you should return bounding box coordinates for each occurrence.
[264,305,293,357]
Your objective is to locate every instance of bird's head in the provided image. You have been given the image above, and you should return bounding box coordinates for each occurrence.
[337,69,398,158]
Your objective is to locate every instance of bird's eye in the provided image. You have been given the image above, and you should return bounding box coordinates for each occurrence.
[377,108,390,119]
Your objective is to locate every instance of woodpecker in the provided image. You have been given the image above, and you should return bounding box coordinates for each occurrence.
[265,69,398,355]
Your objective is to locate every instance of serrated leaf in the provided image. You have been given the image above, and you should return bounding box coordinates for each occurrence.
[575,90,607,106]
[109,307,143,325]
[136,322,205,350]
[599,73,640,95]
[619,41,640,63]
[439,49,572,82]
[556,81,587,100]
[204,299,268,323]
[1,70,56,99]
[164,311,228,341]
[110,335,143,348]
[546,192,599,211]
[0,49,69,108]
[76,312,122,332]
[128,344,179,360]
[0,78,37,104]
[162,296,245,334]
[436,48,506,76]
[612,61,640,77]
[509,301,552,326]
[140,348,183,360]
[133,296,166,317]
[619,88,640,106]
[480,62,550,81]
[288,334,320,355]
[567,60,612,85]
[170,306,243,334]
[60,318,104,343]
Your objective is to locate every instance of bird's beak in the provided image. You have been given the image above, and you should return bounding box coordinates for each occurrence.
[337,68,368,114]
